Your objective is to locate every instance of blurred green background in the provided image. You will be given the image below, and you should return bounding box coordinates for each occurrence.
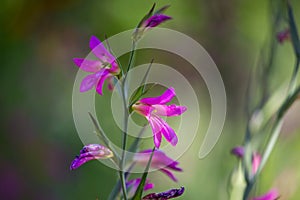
[1,0,300,199]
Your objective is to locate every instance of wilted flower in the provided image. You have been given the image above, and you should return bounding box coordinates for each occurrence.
[126,178,154,197]
[251,189,279,200]
[70,144,113,170]
[133,4,172,41]
[132,87,186,148]
[134,149,182,182]
[73,35,120,95]
[142,187,185,200]
[276,29,290,44]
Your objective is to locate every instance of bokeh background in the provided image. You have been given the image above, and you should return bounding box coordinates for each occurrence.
[1,0,300,199]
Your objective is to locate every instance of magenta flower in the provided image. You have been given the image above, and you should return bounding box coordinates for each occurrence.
[251,189,279,200]
[142,14,172,29]
[276,29,290,44]
[142,187,185,200]
[73,36,120,95]
[70,144,113,170]
[126,178,154,197]
[134,149,182,182]
[132,87,186,148]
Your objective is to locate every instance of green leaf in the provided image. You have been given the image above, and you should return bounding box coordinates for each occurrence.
[136,3,156,29]
[88,112,120,161]
[154,5,171,15]
[132,147,155,200]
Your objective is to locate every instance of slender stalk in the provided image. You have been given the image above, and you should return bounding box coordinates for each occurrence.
[118,40,137,200]
[119,170,127,200]
[119,85,129,200]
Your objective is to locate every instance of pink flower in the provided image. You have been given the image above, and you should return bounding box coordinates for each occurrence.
[252,189,279,200]
[132,87,187,148]
[70,144,113,170]
[73,36,120,95]
[126,178,154,197]
[134,149,182,182]
[142,186,184,200]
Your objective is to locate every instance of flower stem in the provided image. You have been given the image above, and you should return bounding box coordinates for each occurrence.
[118,40,137,200]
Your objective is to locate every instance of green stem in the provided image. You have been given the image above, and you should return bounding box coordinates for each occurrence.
[288,58,300,95]
[118,40,137,200]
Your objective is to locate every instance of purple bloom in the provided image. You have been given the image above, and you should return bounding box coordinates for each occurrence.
[142,187,185,200]
[134,149,182,182]
[143,14,172,28]
[132,87,187,148]
[133,5,172,41]
[126,178,154,197]
[276,29,290,44]
[70,144,113,170]
[73,36,120,95]
[251,189,279,200]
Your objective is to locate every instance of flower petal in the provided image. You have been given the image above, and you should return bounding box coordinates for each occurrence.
[144,14,172,28]
[142,187,185,200]
[167,161,182,172]
[160,168,178,182]
[70,144,113,170]
[133,104,153,117]
[252,189,279,200]
[148,116,162,148]
[95,70,111,95]
[89,35,115,64]
[126,178,154,192]
[73,58,102,73]
[80,74,99,92]
[151,115,178,146]
[134,149,182,182]
[108,61,120,74]
[152,104,187,116]
[139,87,176,105]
